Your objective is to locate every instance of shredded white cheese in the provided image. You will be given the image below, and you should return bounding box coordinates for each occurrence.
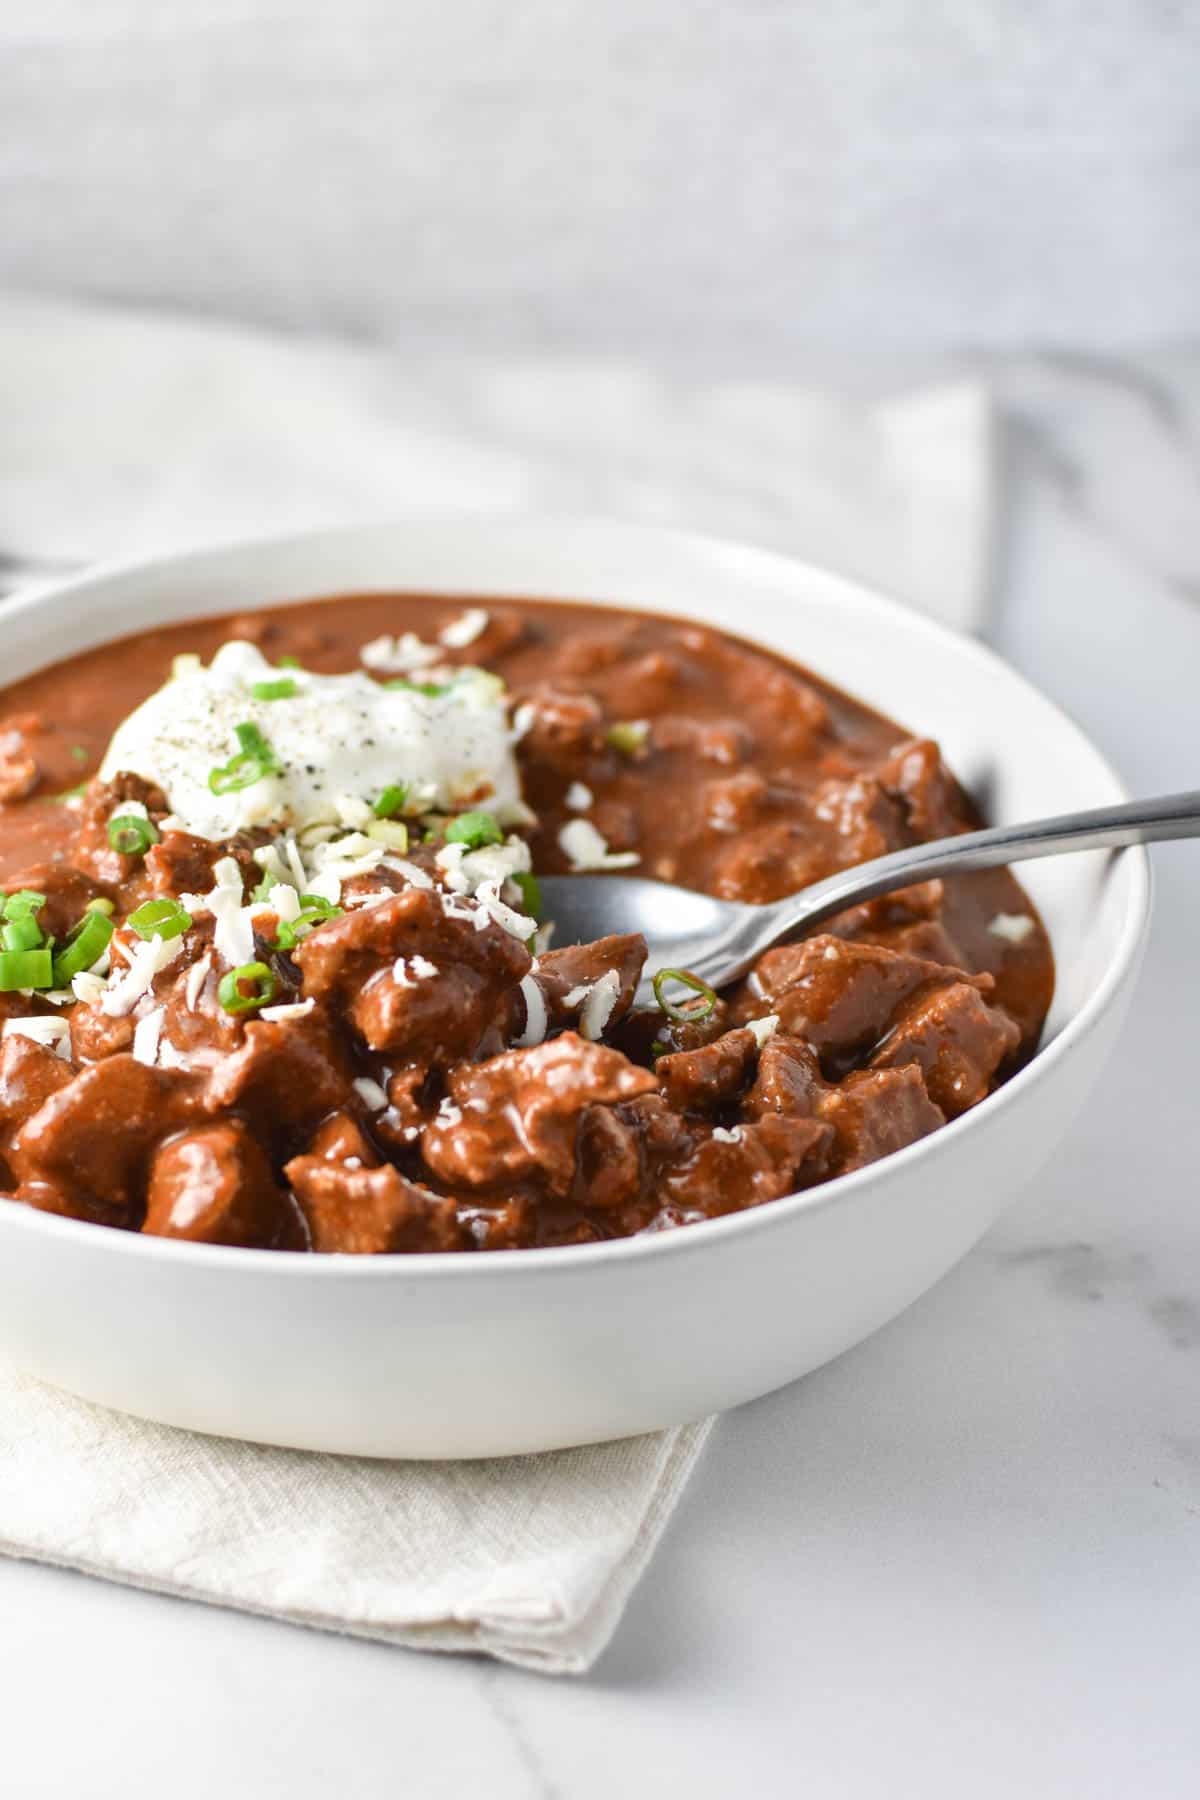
[711,1126,744,1145]
[132,1006,165,1067]
[359,632,441,674]
[577,969,621,1040]
[558,818,641,871]
[514,973,548,1048]
[101,934,187,1017]
[565,781,593,812]
[185,954,212,1012]
[70,970,107,1007]
[988,912,1036,945]
[259,997,316,1024]
[353,1076,389,1112]
[745,1014,780,1048]
[439,608,489,649]
[3,1015,72,1060]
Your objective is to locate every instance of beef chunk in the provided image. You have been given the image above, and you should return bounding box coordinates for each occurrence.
[201,1015,354,1142]
[515,686,608,773]
[420,1033,656,1195]
[870,982,1020,1117]
[0,1033,74,1167]
[459,1194,537,1250]
[295,887,530,1065]
[74,773,170,884]
[0,714,42,801]
[284,1157,459,1253]
[742,1035,825,1120]
[144,831,256,901]
[655,1114,833,1218]
[877,738,968,840]
[305,1109,380,1167]
[69,1007,136,1062]
[532,933,646,1034]
[810,772,909,865]
[739,934,988,1070]
[2,863,113,941]
[572,1104,643,1211]
[816,1067,945,1174]
[10,1056,202,1227]
[656,1028,759,1113]
[144,1121,306,1248]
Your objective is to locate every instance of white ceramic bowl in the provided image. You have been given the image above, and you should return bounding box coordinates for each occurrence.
[0,518,1149,1458]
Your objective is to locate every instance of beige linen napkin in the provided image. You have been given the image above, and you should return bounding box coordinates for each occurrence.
[0,292,992,1672]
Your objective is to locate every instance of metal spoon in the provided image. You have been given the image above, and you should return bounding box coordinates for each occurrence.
[539,789,1200,1005]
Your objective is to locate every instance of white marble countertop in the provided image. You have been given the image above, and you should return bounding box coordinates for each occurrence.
[2,352,1198,1798]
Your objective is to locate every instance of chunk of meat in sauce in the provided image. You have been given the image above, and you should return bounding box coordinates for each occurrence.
[295,887,530,1065]
[869,981,1021,1117]
[653,1114,833,1220]
[201,1015,355,1145]
[656,1028,760,1113]
[421,1034,656,1195]
[0,714,43,802]
[144,1121,307,1248]
[0,1032,74,1183]
[739,934,995,1072]
[10,1056,202,1227]
[816,1066,945,1174]
[531,933,646,1034]
[74,773,169,885]
[285,1156,459,1254]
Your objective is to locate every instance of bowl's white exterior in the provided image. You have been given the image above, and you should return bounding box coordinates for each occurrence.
[0,519,1149,1458]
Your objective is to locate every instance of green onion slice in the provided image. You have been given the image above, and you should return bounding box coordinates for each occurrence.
[208,721,282,795]
[272,895,342,951]
[607,719,649,756]
[511,871,542,920]
[51,910,115,984]
[445,810,502,850]
[2,914,44,954]
[276,655,302,669]
[107,814,160,857]
[250,871,277,903]
[373,783,408,819]
[250,677,299,701]
[127,898,193,942]
[217,961,278,1014]
[2,890,46,921]
[0,947,54,992]
[651,967,718,1023]
[384,679,447,697]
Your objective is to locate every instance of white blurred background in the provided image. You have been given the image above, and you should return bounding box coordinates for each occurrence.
[2,1,1195,358]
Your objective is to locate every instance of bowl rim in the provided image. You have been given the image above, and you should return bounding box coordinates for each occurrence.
[0,512,1153,1281]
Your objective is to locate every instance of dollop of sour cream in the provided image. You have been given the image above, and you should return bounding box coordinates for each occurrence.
[99,640,523,840]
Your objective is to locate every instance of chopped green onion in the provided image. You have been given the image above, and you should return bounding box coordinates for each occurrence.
[107,814,160,857]
[366,820,409,852]
[208,721,282,795]
[2,914,43,954]
[84,897,115,916]
[70,745,88,764]
[512,871,542,920]
[217,962,278,1014]
[0,947,53,991]
[250,677,299,701]
[445,810,502,850]
[3,890,46,920]
[384,679,447,697]
[51,910,114,984]
[651,967,718,1023]
[54,782,88,803]
[272,895,343,951]
[650,1037,671,1058]
[250,871,277,903]
[127,898,193,942]
[607,719,650,756]
[277,655,302,669]
[373,783,408,819]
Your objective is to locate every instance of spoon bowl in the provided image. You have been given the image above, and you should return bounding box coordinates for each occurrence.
[543,788,1200,1005]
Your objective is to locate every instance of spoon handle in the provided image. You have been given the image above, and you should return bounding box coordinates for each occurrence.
[763,788,1200,941]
